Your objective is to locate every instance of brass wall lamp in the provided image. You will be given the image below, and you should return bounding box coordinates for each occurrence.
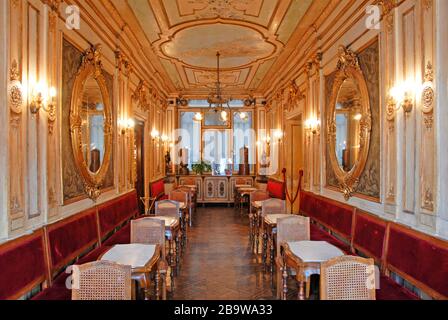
[29,83,57,119]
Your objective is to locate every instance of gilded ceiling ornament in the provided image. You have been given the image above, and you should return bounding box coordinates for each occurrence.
[79,44,103,78]
[132,80,150,111]
[377,0,397,16]
[286,80,305,111]
[115,50,133,77]
[336,45,360,71]
[44,0,62,29]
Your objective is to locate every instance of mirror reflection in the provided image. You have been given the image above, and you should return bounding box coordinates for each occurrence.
[80,75,105,173]
[335,78,362,172]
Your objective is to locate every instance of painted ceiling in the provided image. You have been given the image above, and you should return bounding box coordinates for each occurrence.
[109,0,325,96]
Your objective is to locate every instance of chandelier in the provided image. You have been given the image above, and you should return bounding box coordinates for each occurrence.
[207,52,231,122]
[193,52,252,122]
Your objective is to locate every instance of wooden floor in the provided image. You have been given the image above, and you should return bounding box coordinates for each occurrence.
[169,206,308,300]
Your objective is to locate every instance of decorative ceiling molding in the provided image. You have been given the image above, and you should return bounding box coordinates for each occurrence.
[102,0,323,96]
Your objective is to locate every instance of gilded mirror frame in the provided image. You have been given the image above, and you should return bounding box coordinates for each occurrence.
[70,44,113,201]
[327,46,372,200]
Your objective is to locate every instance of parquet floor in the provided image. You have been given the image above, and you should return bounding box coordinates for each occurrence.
[169,206,314,300]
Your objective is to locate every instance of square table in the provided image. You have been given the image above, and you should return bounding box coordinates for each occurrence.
[280,241,344,300]
[100,243,163,300]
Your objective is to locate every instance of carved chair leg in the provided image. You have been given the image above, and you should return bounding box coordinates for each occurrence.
[297,280,305,300]
[262,231,268,271]
[143,272,151,300]
[270,234,275,274]
[175,235,180,274]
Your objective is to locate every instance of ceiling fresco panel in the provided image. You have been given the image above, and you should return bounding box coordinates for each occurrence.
[120,0,320,95]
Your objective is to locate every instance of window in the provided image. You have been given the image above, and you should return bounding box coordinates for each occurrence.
[179,112,201,168]
[233,111,255,166]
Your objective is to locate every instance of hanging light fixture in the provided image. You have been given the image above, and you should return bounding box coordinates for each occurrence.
[207,52,231,121]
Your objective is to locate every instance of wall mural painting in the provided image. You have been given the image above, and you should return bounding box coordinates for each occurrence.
[325,40,380,200]
[62,39,115,203]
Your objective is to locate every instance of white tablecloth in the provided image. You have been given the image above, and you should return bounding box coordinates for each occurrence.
[265,214,292,225]
[287,241,344,278]
[146,216,177,227]
[101,244,156,268]
[158,201,186,210]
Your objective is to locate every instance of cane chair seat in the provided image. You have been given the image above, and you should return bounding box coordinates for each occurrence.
[320,256,376,300]
[72,261,132,300]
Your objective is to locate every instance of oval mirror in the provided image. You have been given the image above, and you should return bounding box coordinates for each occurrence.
[70,45,112,200]
[327,46,371,200]
[334,78,363,172]
[80,75,105,174]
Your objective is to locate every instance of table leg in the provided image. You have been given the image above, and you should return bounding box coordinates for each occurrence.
[155,271,160,300]
[248,213,253,250]
[282,265,288,300]
[297,281,305,300]
[144,273,151,300]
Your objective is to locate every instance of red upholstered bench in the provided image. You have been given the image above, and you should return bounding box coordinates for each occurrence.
[0,230,48,300]
[300,191,353,253]
[352,210,418,300]
[33,208,100,300]
[384,223,448,300]
[98,191,138,246]
[266,179,286,200]
[150,179,168,201]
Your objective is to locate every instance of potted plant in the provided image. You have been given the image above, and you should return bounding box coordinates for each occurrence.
[191,161,212,175]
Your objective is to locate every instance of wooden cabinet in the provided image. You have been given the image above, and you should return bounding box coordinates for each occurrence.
[176,175,255,204]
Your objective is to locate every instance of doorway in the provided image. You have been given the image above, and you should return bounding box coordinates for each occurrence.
[134,120,145,214]
[285,115,304,213]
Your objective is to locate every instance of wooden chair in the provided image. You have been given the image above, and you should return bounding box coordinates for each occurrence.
[130,218,167,300]
[261,198,287,271]
[154,200,182,290]
[72,261,132,300]
[320,256,376,300]
[176,186,196,226]
[276,215,310,299]
[169,190,190,231]
[249,190,270,253]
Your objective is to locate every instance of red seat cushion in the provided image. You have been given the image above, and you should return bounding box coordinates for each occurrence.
[77,245,112,264]
[386,225,448,298]
[151,180,165,198]
[310,224,351,254]
[103,224,131,246]
[32,286,71,300]
[267,180,285,200]
[377,275,419,300]
[0,231,47,299]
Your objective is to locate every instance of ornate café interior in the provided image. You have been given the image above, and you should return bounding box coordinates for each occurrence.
[0,0,447,303]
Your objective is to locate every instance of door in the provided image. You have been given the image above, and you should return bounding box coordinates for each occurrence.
[134,120,145,214]
[285,116,304,213]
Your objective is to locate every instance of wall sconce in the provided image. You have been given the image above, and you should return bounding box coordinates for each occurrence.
[305,118,320,135]
[151,128,160,141]
[29,83,57,117]
[193,112,203,122]
[389,82,417,114]
[273,130,284,143]
[119,118,135,135]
